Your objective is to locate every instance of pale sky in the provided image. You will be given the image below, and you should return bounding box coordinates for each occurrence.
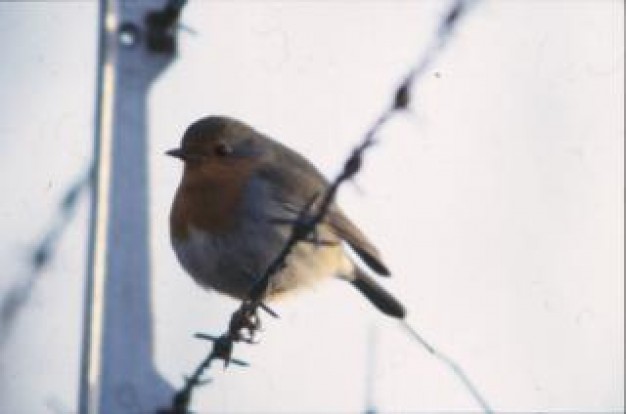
[0,1,623,413]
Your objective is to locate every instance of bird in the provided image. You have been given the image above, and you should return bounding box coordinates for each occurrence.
[167,116,405,319]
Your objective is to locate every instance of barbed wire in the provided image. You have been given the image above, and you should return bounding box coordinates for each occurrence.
[160,1,491,413]
[0,165,92,346]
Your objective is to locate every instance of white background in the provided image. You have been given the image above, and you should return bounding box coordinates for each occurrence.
[0,1,623,413]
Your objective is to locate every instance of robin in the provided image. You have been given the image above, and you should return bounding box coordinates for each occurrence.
[167,116,405,319]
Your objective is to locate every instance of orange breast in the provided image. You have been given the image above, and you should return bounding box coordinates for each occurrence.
[170,160,257,240]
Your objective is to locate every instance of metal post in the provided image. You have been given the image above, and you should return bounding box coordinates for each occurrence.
[80,0,184,412]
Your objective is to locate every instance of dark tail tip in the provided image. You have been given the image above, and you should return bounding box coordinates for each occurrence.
[352,270,406,319]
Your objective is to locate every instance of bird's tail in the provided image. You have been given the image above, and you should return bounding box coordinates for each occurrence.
[351,267,406,319]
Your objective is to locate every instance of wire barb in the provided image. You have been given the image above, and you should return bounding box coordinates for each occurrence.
[145,0,188,53]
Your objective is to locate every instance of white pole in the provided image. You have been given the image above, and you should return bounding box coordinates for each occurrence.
[80,1,182,412]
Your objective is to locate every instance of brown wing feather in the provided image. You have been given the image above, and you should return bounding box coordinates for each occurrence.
[327,208,390,276]
[257,136,390,276]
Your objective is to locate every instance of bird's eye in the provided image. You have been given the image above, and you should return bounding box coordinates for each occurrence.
[214,142,233,157]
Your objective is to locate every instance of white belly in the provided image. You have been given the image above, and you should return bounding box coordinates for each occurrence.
[171,221,352,301]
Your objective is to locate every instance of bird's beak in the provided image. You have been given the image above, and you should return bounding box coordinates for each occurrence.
[166,148,186,160]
